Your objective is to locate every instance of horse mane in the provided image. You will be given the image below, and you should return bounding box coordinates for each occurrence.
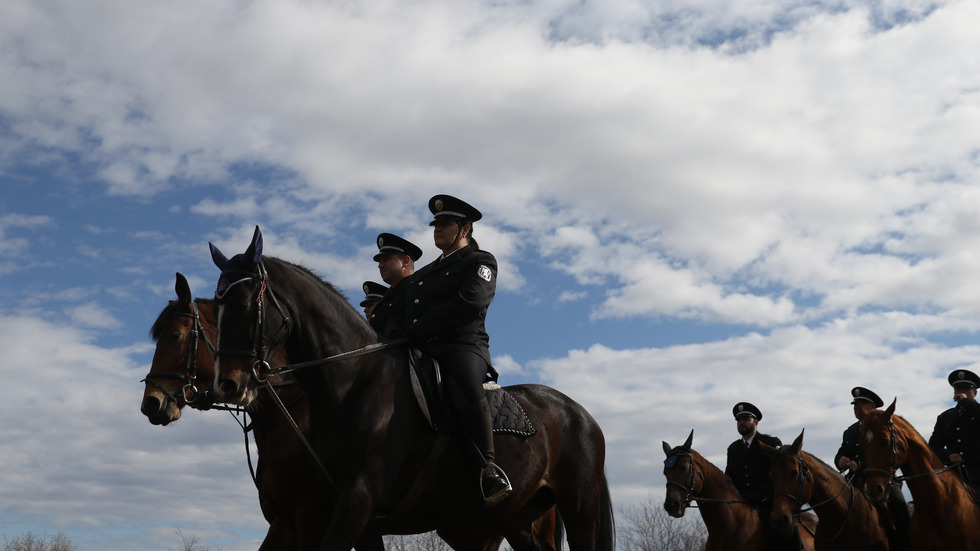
[149,297,215,341]
[262,256,374,332]
[692,449,742,498]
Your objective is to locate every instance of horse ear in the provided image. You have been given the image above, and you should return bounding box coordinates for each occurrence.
[663,441,672,456]
[791,430,804,454]
[210,242,229,270]
[683,429,694,452]
[245,225,263,264]
[884,398,897,418]
[175,272,192,304]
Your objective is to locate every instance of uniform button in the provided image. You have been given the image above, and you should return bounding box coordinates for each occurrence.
[418,281,424,286]
[412,319,418,323]
[414,299,419,304]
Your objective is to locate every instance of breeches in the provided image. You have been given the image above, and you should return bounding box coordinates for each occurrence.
[435,350,489,410]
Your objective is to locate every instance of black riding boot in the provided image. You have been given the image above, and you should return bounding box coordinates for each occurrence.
[459,398,512,506]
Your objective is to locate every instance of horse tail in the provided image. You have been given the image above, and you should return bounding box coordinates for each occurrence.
[595,473,615,551]
[553,508,565,551]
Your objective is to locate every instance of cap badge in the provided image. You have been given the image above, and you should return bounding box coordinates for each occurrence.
[959,371,966,380]
[362,283,370,293]
[377,236,384,247]
[737,404,744,412]
[434,199,444,211]
[852,388,860,397]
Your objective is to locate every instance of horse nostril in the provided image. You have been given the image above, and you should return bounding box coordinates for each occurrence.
[217,378,239,399]
[141,396,162,416]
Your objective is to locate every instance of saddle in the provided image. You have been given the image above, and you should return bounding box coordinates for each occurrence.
[408,352,536,437]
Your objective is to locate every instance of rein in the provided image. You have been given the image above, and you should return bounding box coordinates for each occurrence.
[863,418,961,483]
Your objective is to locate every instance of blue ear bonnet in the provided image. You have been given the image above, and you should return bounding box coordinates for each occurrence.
[664,455,679,468]
[664,445,691,467]
[210,225,264,302]
[214,254,261,301]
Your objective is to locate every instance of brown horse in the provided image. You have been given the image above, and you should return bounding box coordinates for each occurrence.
[762,430,890,551]
[860,400,980,551]
[662,430,816,551]
[142,272,565,551]
[207,226,613,551]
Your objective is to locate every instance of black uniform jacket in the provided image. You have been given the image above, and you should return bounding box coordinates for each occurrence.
[403,246,496,365]
[929,397,980,482]
[725,433,782,506]
[369,274,413,339]
[834,421,865,483]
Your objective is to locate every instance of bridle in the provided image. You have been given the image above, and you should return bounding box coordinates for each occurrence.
[142,300,216,408]
[214,261,293,385]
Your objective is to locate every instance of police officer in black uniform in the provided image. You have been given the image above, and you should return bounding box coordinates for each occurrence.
[360,281,387,321]
[725,402,781,507]
[835,387,909,549]
[929,369,980,494]
[403,194,511,506]
[369,233,422,339]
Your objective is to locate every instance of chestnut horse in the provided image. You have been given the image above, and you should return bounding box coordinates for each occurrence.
[762,430,892,551]
[662,430,816,551]
[860,400,980,551]
[208,226,613,551]
[143,273,566,551]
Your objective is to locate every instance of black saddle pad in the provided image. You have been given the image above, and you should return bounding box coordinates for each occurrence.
[409,354,535,436]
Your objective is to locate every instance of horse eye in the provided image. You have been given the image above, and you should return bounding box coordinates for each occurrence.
[167,331,181,343]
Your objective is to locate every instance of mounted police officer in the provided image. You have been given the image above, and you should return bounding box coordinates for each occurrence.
[725,402,796,549]
[360,281,387,321]
[369,233,422,339]
[929,369,980,494]
[403,194,511,506]
[725,402,781,507]
[835,386,909,548]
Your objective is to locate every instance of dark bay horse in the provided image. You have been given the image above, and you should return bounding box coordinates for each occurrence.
[761,430,891,551]
[860,400,980,551]
[662,431,816,551]
[208,226,613,551]
[142,273,564,551]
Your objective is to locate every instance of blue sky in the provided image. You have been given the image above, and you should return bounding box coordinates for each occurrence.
[2,0,980,549]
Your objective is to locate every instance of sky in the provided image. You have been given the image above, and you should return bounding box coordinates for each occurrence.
[1,0,979,548]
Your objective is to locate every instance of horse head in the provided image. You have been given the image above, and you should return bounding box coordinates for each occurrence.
[209,226,292,405]
[141,273,217,425]
[662,429,697,518]
[859,398,904,503]
[762,429,810,536]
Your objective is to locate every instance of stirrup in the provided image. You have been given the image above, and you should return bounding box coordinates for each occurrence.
[481,462,512,506]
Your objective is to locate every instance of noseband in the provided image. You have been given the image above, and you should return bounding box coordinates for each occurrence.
[142,300,216,407]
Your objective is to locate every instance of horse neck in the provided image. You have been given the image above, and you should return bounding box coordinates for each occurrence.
[693,451,759,528]
[894,417,970,506]
[800,452,860,524]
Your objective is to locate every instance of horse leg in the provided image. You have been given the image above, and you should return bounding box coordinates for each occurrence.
[438,524,504,551]
[258,519,299,551]
[556,476,612,551]
[317,483,376,551]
